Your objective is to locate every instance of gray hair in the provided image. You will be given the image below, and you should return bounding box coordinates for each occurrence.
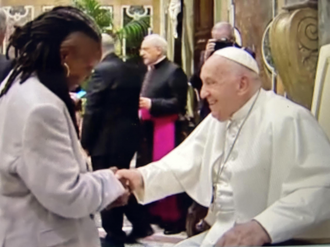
[101,33,115,55]
[212,22,236,42]
[143,34,167,55]
[0,8,7,35]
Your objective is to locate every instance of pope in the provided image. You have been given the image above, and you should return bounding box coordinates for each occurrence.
[117,47,330,246]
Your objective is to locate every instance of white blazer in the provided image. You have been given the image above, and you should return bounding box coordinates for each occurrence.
[0,75,125,247]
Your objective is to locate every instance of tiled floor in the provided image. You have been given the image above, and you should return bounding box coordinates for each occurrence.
[99,226,186,247]
[97,150,186,247]
[96,214,187,247]
[95,150,187,247]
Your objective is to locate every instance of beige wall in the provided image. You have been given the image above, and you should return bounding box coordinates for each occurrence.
[277,0,286,12]
[98,0,160,34]
[1,0,160,34]
[213,0,287,25]
[214,0,229,23]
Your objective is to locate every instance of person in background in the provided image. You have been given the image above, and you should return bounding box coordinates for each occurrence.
[0,8,14,83]
[204,22,238,63]
[81,33,153,246]
[0,7,128,247]
[190,22,239,121]
[138,34,189,235]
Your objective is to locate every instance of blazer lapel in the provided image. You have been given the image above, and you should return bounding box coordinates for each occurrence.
[63,109,88,172]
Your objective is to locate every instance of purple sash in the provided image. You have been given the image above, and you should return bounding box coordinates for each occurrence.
[140,109,178,161]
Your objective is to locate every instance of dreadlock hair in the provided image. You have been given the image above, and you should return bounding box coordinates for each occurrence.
[0,6,101,136]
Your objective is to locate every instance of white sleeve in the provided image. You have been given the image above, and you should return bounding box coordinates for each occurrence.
[254,111,330,243]
[136,115,214,206]
[20,104,125,219]
[136,161,185,204]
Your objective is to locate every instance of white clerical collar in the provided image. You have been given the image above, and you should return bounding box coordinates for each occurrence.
[152,56,166,66]
[230,89,261,122]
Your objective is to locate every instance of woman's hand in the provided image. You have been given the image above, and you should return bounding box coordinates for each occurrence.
[105,189,130,210]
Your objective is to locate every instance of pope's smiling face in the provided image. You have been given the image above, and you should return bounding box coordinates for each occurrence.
[200,56,244,122]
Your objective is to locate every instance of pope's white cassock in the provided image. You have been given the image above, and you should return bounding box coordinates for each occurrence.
[135,87,330,246]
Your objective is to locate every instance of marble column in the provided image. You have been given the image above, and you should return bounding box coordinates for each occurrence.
[319,0,330,47]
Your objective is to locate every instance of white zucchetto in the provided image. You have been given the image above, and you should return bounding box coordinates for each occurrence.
[213,47,260,74]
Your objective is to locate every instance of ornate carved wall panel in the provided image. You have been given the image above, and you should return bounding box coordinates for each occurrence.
[121,5,152,30]
[42,6,54,13]
[270,7,318,109]
[262,22,276,74]
[100,6,114,30]
[261,0,279,93]
[2,6,34,54]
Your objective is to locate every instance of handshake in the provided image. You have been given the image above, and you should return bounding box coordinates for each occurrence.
[106,167,144,210]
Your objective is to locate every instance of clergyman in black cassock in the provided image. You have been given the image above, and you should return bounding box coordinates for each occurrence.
[138,34,190,235]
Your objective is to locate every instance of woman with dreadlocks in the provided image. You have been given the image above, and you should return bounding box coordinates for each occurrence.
[0,6,127,247]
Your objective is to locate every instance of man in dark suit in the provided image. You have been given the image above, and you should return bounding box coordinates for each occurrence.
[138,34,190,235]
[81,34,152,246]
[0,9,13,84]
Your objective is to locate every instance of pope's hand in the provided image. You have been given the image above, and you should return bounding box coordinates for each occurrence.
[115,169,144,191]
[215,220,271,247]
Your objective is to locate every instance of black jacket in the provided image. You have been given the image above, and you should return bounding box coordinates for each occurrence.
[141,58,188,117]
[81,53,143,157]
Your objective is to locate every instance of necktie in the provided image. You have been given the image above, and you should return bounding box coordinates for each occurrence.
[140,66,154,97]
